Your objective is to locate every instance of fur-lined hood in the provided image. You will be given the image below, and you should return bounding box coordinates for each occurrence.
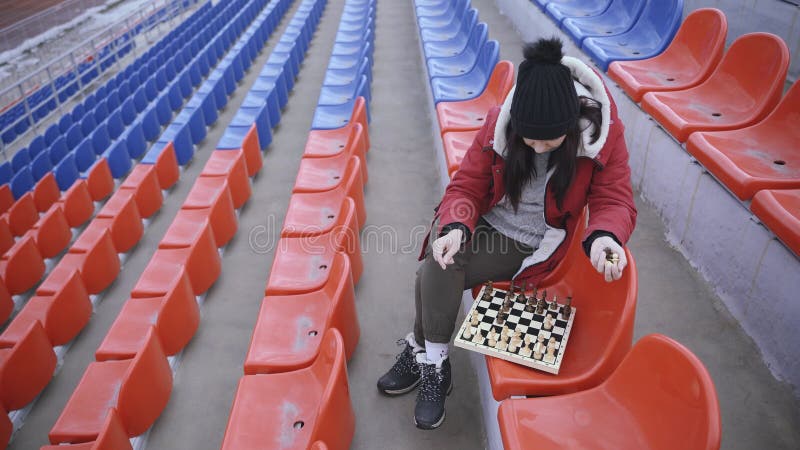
[491,56,612,160]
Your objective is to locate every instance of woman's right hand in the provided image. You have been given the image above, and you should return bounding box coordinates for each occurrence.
[431,229,464,270]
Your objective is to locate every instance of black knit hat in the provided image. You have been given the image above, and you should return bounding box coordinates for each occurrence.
[510,38,579,140]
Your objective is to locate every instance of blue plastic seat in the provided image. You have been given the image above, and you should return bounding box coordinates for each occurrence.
[83,93,97,111]
[546,0,611,24]
[184,107,207,145]
[94,99,109,126]
[430,39,499,103]
[71,103,85,123]
[178,71,193,100]
[423,18,483,58]
[31,150,53,181]
[0,161,13,186]
[562,0,646,46]
[65,123,84,151]
[54,153,79,191]
[106,90,120,112]
[103,140,132,178]
[428,34,495,78]
[218,125,252,150]
[312,78,370,130]
[28,135,46,158]
[155,95,172,127]
[11,148,30,172]
[120,98,137,126]
[49,136,69,165]
[132,88,148,114]
[232,106,271,150]
[44,123,60,146]
[58,114,73,134]
[189,60,203,87]
[165,59,177,82]
[417,0,469,20]
[125,122,148,159]
[145,79,158,102]
[255,66,289,108]
[582,0,683,71]
[107,111,125,141]
[74,139,96,172]
[91,124,112,156]
[155,67,168,92]
[118,81,131,100]
[10,166,35,199]
[160,122,193,165]
[420,8,477,44]
[168,83,183,112]
[80,112,97,137]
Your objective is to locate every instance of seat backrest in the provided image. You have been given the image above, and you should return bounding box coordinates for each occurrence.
[456,8,478,37]
[761,78,800,126]
[322,251,354,303]
[713,33,789,111]
[636,0,682,36]
[486,60,515,104]
[605,334,721,450]
[309,328,354,449]
[155,269,197,343]
[465,22,488,55]
[475,40,500,78]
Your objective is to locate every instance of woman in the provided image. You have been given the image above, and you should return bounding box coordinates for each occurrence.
[378,38,637,430]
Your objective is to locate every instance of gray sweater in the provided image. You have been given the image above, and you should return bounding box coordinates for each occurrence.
[482,152,549,249]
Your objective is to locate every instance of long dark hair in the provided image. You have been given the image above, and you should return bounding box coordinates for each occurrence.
[502,96,602,211]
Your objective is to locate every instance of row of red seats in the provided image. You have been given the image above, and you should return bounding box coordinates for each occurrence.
[0,145,177,448]
[607,8,800,256]
[220,98,369,450]
[44,133,258,447]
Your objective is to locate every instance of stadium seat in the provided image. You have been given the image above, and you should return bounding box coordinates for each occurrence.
[0,163,12,190]
[201,150,252,209]
[66,123,84,151]
[419,9,477,45]
[416,0,468,20]
[1,235,45,295]
[431,41,500,103]
[423,19,481,59]
[182,177,238,247]
[312,78,371,130]
[545,0,612,24]
[442,129,478,177]
[149,218,221,295]
[0,269,91,347]
[126,122,148,159]
[427,32,494,79]
[0,278,10,324]
[8,192,39,236]
[31,150,54,182]
[0,321,56,411]
[90,190,144,253]
[221,329,355,450]
[436,60,514,133]
[48,328,172,443]
[11,148,30,173]
[608,8,726,102]
[751,189,800,256]
[304,121,369,184]
[104,140,133,179]
[497,334,721,450]
[45,226,119,294]
[10,166,35,200]
[293,154,366,227]
[97,269,198,360]
[60,180,94,228]
[84,158,114,201]
[55,153,80,192]
[31,173,60,214]
[562,0,646,46]
[246,252,359,374]
[143,142,180,190]
[75,140,96,172]
[120,164,163,219]
[479,212,638,398]
[0,220,11,257]
[30,205,71,258]
[582,0,683,71]
[685,80,800,200]
[641,33,789,142]
[41,409,132,450]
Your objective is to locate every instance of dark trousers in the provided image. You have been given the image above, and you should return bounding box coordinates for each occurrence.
[413,219,533,345]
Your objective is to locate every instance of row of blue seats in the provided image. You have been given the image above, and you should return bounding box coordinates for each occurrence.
[417,0,499,104]
[311,0,375,129]
[1,1,226,199]
[0,0,201,146]
[535,0,684,71]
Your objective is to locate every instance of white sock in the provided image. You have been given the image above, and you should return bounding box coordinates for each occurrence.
[424,340,449,364]
[406,333,424,352]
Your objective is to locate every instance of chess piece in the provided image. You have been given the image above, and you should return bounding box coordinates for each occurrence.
[535,297,546,315]
[549,295,559,311]
[482,281,493,300]
[503,296,513,310]
[471,329,483,344]
[524,334,533,347]
[561,296,572,320]
[496,311,507,325]
[487,329,498,347]
[462,325,473,340]
[525,296,535,313]
[519,339,533,357]
[543,313,554,330]
[518,287,527,305]
[470,310,480,327]
[605,249,620,265]
[533,342,544,360]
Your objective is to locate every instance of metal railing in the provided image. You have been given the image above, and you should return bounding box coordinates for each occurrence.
[0,0,108,54]
[0,0,199,157]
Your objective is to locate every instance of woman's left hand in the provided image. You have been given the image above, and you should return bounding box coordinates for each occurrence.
[590,236,627,282]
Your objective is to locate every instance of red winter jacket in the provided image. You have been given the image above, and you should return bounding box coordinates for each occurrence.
[419,57,637,286]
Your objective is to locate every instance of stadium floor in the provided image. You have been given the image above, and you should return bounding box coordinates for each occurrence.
[5,0,800,449]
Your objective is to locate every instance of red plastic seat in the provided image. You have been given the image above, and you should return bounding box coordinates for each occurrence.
[0,321,56,411]
[436,60,514,133]
[120,164,163,219]
[148,217,220,295]
[201,150,252,209]
[686,80,800,200]
[478,214,638,399]
[97,269,197,360]
[93,190,144,253]
[40,229,119,295]
[0,403,10,448]
[497,334,721,450]
[86,158,114,201]
[240,124,263,178]
[245,252,359,374]
[30,205,71,258]
[221,329,355,450]
[0,218,12,256]
[59,180,94,228]
[8,192,38,236]
[0,185,12,215]
[751,189,800,255]
[33,172,61,213]
[442,129,478,177]
[304,121,369,184]
[0,278,11,325]
[41,409,132,450]
[608,8,727,102]
[641,32,789,142]
[293,153,366,228]
[0,269,91,347]
[151,142,180,190]
[182,177,237,247]
[265,238,341,296]
[49,328,172,444]
[1,235,45,295]
[282,193,363,283]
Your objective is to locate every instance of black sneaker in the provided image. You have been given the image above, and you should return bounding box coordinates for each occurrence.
[377,333,424,395]
[414,355,452,430]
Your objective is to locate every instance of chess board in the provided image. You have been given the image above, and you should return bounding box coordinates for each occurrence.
[454,285,576,374]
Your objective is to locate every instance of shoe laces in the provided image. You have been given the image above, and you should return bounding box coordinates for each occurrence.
[391,340,421,376]
[417,359,446,403]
